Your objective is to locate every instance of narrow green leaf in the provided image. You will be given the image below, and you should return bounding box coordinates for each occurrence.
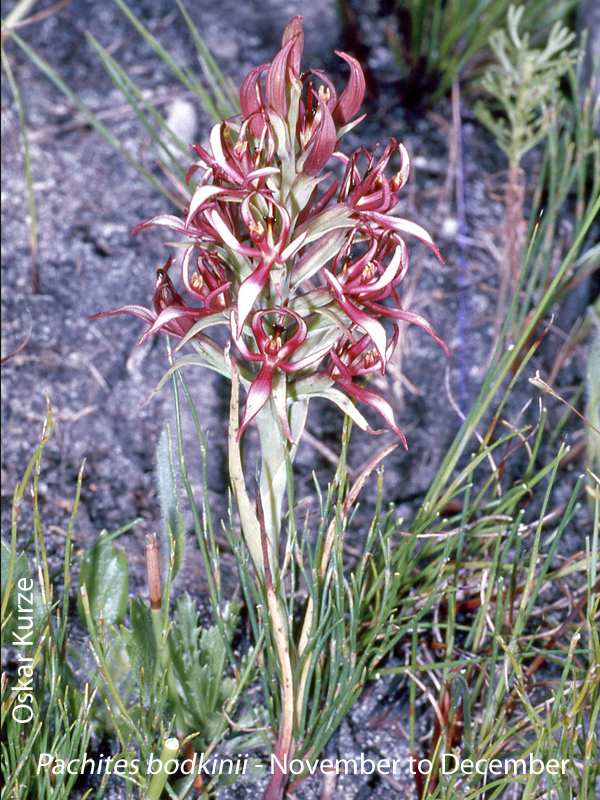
[0,541,45,644]
[156,427,186,579]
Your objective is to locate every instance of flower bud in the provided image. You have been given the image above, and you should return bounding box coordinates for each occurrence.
[145,534,162,611]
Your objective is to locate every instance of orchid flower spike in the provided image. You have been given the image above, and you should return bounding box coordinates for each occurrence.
[95,17,448,443]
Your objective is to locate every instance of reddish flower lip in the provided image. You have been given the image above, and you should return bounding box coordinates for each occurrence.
[233,307,329,438]
[181,245,232,312]
[188,125,280,194]
[330,228,407,303]
[323,270,389,369]
[338,141,398,214]
[327,328,408,446]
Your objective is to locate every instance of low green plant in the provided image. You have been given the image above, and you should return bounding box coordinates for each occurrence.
[476,6,577,171]
[0,402,262,800]
[383,484,600,800]
[474,5,580,330]
[1,403,95,800]
[73,428,265,797]
[515,56,600,336]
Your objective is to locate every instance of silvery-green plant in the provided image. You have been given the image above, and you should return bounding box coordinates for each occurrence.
[476,5,577,167]
[475,5,578,328]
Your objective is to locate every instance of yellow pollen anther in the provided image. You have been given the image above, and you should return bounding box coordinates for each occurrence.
[318,85,331,102]
[265,335,282,356]
[191,272,204,291]
[391,169,404,190]
[234,139,249,157]
[362,262,377,281]
[364,349,379,368]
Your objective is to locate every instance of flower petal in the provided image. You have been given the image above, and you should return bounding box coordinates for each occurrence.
[369,212,444,263]
[239,363,277,437]
[265,36,297,118]
[236,258,275,334]
[187,186,224,226]
[338,378,408,446]
[324,271,388,366]
[291,374,373,432]
[275,308,308,359]
[132,215,193,236]
[280,341,332,372]
[245,166,280,185]
[271,369,293,441]
[240,63,269,136]
[205,283,232,310]
[353,244,403,297]
[393,143,410,191]
[138,305,203,343]
[333,51,366,127]
[209,124,243,184]
[302,94,337,177]
[279,229,308,262]
[305,68,339,109]
[365,302,449,354]
[89,305,155,325]
[209,209,258,258]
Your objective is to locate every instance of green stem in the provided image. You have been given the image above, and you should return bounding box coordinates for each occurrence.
[228,365,272,577]
[255,481,295,800]
[228,363,308,799]
[255,390,308,578]
[145,737,179,800]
